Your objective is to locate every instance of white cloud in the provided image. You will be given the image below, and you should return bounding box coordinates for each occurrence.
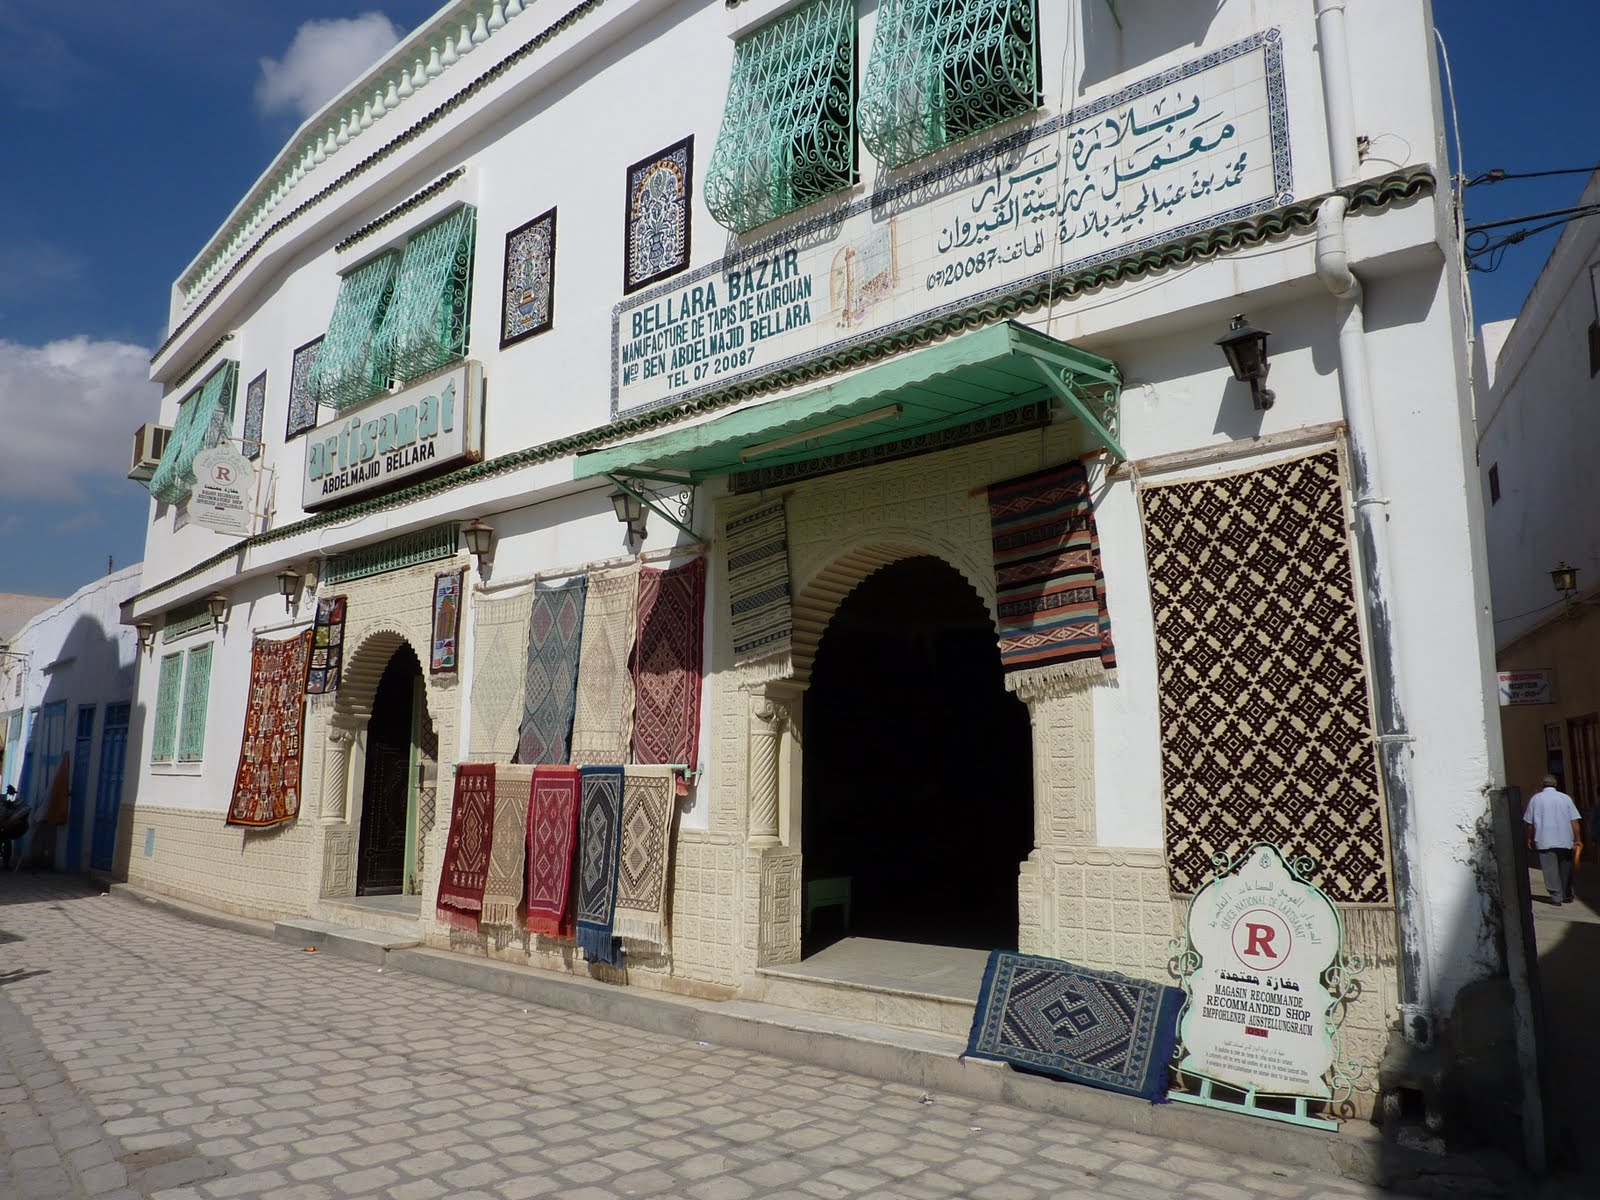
[0,337,159,504]
[256,13,402,121]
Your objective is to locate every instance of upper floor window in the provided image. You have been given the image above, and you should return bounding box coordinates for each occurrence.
[151,643,212,765]
[860,0,1040,170]
[146,361,238,505]
[706,0,858,235]
[309,205,477,413]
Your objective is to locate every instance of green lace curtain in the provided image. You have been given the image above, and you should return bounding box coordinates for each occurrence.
[146,361,238,505]
[706,0,856,234]
[308,251,400,412]
[150,653,183,763]
[371,206,476,388]
[860,0,1039,169]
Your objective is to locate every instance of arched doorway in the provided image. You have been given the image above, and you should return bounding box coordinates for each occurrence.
[356,645,425,895]
[801,556,1032,953]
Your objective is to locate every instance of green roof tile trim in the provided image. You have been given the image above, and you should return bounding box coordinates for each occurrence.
[130,166,1434,608]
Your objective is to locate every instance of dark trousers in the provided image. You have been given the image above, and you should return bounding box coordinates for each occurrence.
[1538,848,1574,901]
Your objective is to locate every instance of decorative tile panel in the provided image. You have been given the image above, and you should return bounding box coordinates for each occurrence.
[242,370,266,460]
[501,207,557,347]
[625,137,693,294]
[286,337,323,441]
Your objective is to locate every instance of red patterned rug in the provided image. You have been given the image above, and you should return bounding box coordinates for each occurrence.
[436,763,495,929]
[631,557,705,775]
[525,765,580,937]
[227,630,314,827]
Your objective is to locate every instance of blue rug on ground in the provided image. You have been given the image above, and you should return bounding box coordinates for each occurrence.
[965,950,1183,1103]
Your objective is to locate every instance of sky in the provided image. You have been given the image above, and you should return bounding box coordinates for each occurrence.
[0,0,1594,599]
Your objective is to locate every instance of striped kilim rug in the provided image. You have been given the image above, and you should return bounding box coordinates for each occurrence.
[436,763,496,929]
[987,460,1116,699]
[575,764,625,965]
[227,630,314,827]
[726,499,792,680]
[631,558,705,771]
[525,765,581,937]
[613,765,677,954]
[479,764,533,928]
[517,577,586,765]
[468,590,533,762]
[966,951,1182,1103]
[571,564,640,766]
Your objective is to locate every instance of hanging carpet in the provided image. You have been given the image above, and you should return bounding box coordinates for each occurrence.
[479,764,533,928]
[468,590,533,762]
[965,951,1182,1103]
[726,499,793,681]
[306,594,347,695]
[612,765,677,954]
[631,557,705,772]
[1139,447,1394,906]
[435,762,496,929]
[986,460,1116,699]
[517,576,587,765]
[227,629,314,828]
[570,564,640,766]
[574,764,625,966]
[525,765,581,937]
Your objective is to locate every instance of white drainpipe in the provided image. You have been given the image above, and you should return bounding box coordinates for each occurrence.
[1313,0,1436,1045]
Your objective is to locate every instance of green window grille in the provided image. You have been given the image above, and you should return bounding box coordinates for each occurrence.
[309,250,400,412]
[147,361,239,505]
[151,653,183,763]
[705,0,857,235]
[176,644,212,763]
[860,0,1039,169]
[161,600,212,643]
[321,522,460,586]
[370,206,476,389]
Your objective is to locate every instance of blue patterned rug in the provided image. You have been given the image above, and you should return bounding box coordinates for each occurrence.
[575,765,624,966]
[965,951,1182,1102]
[518,577,587,764]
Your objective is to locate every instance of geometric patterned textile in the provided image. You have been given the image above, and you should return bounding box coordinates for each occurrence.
[306,595,347,695]
[612,765,677,954]
[468,589,534,763]
[987,459,1116,699]
[501,207,556,347]
[226,630,314,828]
[525,765,581,938]
[1139,448,1393,905]
[479,764,533,928]
[726,499,792,680]
[631,558,705,771]
[575,765,625,966]
[517,577,587,766]
[242,370,266,460]
[966,951,1183,1103]
[625,137,693,294]
[570,564,640,767]
[435,763,496,929]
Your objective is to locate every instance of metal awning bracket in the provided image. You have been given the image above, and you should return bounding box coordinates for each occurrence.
[1021,355,1127,462]
[605,472,701,541]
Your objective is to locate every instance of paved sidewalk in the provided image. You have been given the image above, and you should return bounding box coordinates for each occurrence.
[0,873,1512,1199]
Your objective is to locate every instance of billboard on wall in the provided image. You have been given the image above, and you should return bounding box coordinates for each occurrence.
[611,30,1292,420]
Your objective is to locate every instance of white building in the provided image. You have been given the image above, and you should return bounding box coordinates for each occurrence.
[121,0,1508,1134]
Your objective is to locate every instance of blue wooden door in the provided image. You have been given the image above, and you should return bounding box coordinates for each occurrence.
[67,706,95,872]
[91,704,129,872]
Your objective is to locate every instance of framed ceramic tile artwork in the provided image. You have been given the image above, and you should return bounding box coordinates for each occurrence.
[286,336,322,441]
[430,569,464,674]
[242,371,266,460]
[501,207,557,347]
[624,136,693,294]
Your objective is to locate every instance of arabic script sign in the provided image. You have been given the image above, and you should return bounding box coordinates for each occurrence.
[1177,843,1341,1099]
[612,30,1289,419]
[190,446,255,536]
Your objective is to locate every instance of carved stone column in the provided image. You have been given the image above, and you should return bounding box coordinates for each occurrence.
[319,721,358,825]
[746,696,789,845]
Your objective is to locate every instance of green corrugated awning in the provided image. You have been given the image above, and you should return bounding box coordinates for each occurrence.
[575,321,1123,485]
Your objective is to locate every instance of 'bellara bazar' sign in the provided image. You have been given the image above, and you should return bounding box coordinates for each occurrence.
[302,361,484,510]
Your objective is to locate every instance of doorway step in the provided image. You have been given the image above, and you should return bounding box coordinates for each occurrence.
[743,937,986,1038]
[300,893,423,944]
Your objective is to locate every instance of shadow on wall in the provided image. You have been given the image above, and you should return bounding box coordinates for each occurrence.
[1077,1,1225,93]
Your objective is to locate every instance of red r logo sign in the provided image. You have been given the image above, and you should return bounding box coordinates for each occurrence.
[1231,908,1291,967]
[213,465,232,482]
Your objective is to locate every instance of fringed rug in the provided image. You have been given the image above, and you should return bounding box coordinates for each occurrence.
[479,764,533,928]
[518,577,587,765]
[1139,447,1394,906]
[631,558,705,773]
[526,765,581,937]
[575,764,625,965]
[966,951,1182,1103]
[570,564,640,766]
[987,460,1116,699]
[726,499,792,681]
[468,590,533,762]
[613,765,676,954]
[436,763,496,929]
[227,630,314,827]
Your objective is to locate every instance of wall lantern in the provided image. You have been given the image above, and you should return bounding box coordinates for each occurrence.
[610,488,648,548]
[1551,561,1579,597]
[135,621,155,655]
[207,592,229,630]
[1216,314,1276,410]
[276,565,302,613]
[462,518,495,573]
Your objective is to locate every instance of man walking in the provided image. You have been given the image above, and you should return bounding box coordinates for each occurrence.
[1525,774,1583,905]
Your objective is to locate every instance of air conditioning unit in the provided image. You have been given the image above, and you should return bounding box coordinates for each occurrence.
[128,423,172,481]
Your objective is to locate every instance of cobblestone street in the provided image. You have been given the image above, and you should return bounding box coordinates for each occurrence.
[0,874,1424,1199]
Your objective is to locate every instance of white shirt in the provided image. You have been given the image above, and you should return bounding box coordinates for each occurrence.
[1525,787,1582,850]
